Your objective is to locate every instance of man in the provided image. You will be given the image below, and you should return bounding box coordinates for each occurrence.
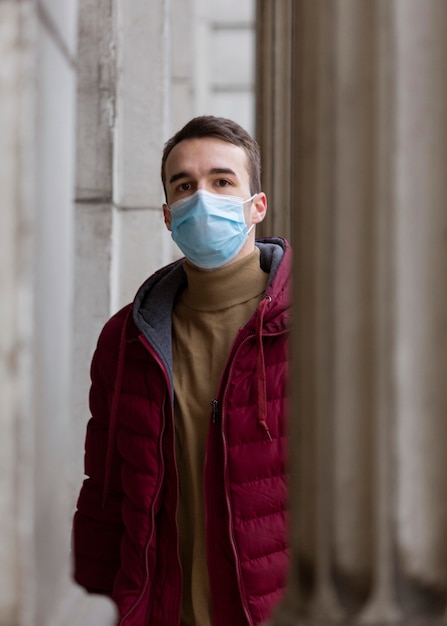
[73,115,291,626]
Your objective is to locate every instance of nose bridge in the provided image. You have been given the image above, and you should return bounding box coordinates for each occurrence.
[197,177,211,192]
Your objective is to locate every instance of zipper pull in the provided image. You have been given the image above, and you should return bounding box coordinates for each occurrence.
[211,399,219,424]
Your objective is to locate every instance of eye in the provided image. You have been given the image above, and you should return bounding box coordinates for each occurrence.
[215,179,231,188]
[178,182,192,192]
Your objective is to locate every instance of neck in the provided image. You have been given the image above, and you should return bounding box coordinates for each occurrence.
[181,247,268,311]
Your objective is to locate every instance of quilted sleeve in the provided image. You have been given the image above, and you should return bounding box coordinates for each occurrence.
[72,311,127,594]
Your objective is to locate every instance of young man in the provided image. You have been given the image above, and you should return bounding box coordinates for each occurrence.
[73,116,292,626]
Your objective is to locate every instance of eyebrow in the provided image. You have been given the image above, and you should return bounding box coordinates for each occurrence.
[168,167,238,185]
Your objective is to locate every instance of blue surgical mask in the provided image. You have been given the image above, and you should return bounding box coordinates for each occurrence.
[168,189,256,269]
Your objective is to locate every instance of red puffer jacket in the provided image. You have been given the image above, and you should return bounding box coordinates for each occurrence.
[73,238,292,626]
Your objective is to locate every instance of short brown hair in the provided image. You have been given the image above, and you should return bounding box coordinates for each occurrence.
[161,115,261,199]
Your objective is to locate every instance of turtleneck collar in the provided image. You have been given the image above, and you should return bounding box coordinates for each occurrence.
[180,248,269,312]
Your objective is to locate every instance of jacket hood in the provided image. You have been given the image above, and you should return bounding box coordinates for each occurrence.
[132,237,291,376]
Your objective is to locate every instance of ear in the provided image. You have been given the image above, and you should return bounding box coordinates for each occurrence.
[250,192,267,225]
[163,204,172,231]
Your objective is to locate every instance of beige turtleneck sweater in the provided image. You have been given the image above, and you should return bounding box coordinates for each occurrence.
[172,248,269,626]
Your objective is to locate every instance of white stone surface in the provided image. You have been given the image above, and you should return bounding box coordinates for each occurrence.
[32,7,80,624]
[170,0,194,131]
[71,203,113,489]
[38,0,78,56]
[75,0,114,199]
[0,3,27,621]
[111,206,177,312]
[46,585,117,626]
[171,79,194,133]
[209,91,255,136]
[0,0,117,623]
[171,0,193,80]
[211,28,255,87]
[209,0,255,22]
[114,0,170,208]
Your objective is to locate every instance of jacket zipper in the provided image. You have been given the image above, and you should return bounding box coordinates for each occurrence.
[140,336,182,626]
[211,398,219,424]
[219,335,255,626]
[207,325,288,626]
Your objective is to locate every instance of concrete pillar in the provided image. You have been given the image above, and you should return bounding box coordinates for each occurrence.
[0,0,116,624]
[111,0,173,310]
[256,1,447,624]
[255,0,292,240]
[170,0,194,129]
[0,4,35,622]
[394,1,447,616]
[72,0,116,500]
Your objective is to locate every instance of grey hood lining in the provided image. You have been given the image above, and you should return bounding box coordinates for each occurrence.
[132,238,287,393]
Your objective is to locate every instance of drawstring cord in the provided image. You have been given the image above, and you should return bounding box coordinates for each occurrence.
[256,296,272,442]
[102,307,132,506]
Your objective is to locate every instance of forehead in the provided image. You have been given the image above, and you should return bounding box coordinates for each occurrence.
[164,136,249,181]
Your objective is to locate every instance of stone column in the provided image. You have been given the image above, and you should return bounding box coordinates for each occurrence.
[0,1,116,624]
[111,0,173,311]
[0,4,35,623]
[256,1,447,624]
[394,1,447,617]
[72,0,116,501]
[255,0,292,240]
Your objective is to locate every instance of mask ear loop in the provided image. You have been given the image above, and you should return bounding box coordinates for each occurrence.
[244,193,259,235]
[243,193,258,205]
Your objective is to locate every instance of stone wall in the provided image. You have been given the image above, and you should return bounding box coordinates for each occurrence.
[0,1,116,624]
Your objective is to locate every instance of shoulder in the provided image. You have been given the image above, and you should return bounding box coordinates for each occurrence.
[97,304,134,351]
[91,304,134,386]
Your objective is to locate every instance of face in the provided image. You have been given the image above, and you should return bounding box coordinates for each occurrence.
[162,137,267,250]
